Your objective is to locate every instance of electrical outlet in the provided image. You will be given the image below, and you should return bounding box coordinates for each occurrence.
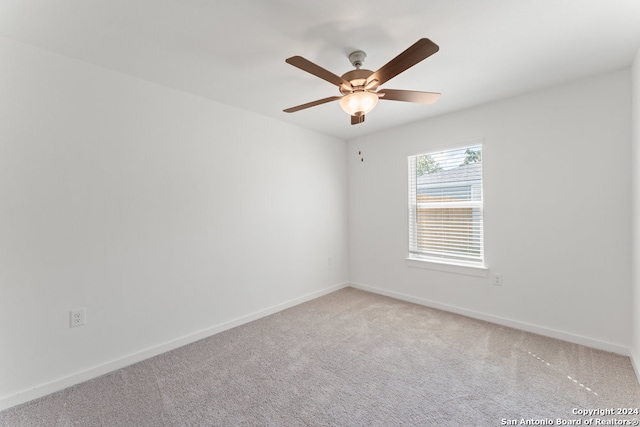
[70,308,86,328]
[492,274,503,286]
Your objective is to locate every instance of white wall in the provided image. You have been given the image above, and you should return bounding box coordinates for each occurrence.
[349,69,632,353]
[0,36,348,408]
[632,49,640,377]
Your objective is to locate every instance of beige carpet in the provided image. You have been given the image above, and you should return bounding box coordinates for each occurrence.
[1,287,639,426]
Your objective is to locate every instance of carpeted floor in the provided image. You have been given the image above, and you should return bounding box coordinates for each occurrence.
[1,287,639,426]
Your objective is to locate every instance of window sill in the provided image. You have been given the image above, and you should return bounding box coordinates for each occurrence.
[405,257,489,277]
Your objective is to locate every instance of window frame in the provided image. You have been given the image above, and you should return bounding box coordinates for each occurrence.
[407,142,486,272]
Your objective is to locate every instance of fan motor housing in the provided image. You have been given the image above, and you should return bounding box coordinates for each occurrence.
[340,69,377,94]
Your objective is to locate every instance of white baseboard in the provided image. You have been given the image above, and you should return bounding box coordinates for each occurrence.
[0,282,349,412]
[631,348,640,385]
[349,282,630,356]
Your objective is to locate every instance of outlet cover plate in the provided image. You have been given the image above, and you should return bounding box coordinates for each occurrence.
[492,274,503,286]
[70,308,86,327]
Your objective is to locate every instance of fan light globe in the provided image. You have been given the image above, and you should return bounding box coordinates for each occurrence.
[339,91,378,116]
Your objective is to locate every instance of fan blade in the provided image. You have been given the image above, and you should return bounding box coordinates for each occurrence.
[366,38,439,87]
[283,96,342,113]
[377,89,441,104]
[351,114,365,125]
[286,56,352,88]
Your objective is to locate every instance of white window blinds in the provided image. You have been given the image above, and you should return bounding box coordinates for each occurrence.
[408,144,484,266]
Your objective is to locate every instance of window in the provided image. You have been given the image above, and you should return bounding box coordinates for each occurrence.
[408,143,484,267]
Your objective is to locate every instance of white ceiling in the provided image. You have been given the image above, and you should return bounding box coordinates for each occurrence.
[1,0,640,140]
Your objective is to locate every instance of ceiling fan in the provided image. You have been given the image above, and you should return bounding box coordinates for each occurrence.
[283,38,441,125]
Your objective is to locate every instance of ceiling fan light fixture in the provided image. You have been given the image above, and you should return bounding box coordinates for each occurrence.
[284,38,440,124]
[339,91,378,116]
